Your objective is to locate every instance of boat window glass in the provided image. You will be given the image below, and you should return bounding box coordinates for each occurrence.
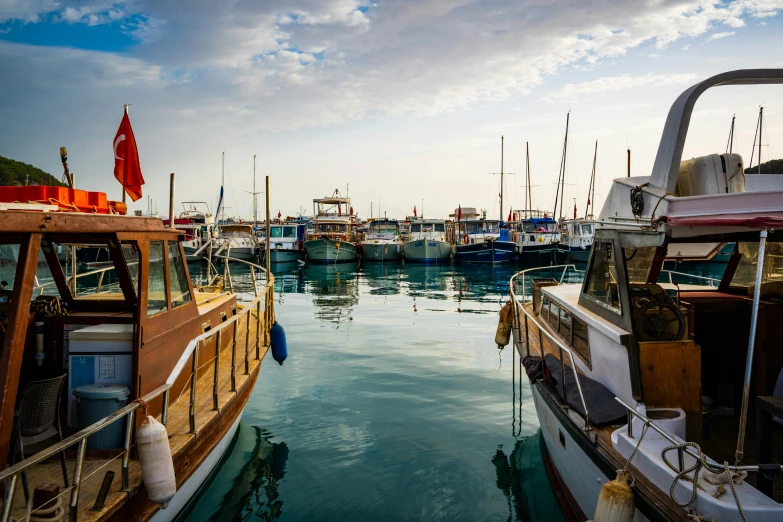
[582,224,593,235]
[121,242,140,296]
[558,306,572,339]
[584,241,621,311]
[410,224,422,233]
[147,241,168,316]
[283,227,297,238]
[270,227,283,238]
[0,243,41,296]
[624,247,657,283]
[434,224,445,232]
[168,242,192,308]
[541,294,550,321]
[572,317,590,365]
[316,224,348,233]
[548,300,560,329]
[731,241,783,288]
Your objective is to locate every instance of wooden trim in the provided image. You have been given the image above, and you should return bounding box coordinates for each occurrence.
[40,235,74,303]
[3,212,178,234]
[646,245,668,285]
[0,233,43,468]
[107,239,138,306]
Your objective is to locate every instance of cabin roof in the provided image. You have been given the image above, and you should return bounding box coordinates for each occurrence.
[0,210,178,235]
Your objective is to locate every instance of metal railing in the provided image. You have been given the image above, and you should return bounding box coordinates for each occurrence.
[34,263,133,297]
[1,264,274,522]
[659,269,720,287]
[508,265,590,429]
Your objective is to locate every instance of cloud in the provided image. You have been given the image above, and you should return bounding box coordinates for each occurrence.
[542,73,698,102]
[707,30,737,40]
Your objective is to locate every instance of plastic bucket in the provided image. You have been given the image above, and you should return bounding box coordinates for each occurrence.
[73,384,130,449]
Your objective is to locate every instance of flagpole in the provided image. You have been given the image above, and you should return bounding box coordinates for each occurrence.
[122,104,129,204]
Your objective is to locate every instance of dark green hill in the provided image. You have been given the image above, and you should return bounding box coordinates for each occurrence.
[744,159,783,174]
[0,155,64,187]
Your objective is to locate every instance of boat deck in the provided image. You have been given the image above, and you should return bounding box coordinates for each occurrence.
[6,310,267,521]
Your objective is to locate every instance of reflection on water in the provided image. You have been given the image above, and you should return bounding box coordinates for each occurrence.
[183,423,289,521]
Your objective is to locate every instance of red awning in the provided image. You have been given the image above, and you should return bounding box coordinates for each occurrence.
[667,215,783,228]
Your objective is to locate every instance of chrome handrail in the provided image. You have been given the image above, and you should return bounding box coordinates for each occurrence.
[1,262,275,522]
[508,265,590,429]
[660,269,720,287]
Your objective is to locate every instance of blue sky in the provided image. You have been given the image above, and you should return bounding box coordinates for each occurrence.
[1,1,782,219]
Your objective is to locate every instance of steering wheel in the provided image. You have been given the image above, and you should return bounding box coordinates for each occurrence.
[634,298,685,342]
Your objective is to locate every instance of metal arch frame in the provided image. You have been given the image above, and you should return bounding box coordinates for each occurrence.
[650,69,783,194]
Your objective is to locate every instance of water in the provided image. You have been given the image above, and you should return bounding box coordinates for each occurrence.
[182,262,564,521]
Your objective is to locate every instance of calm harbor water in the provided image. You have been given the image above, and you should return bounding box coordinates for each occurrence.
[182,261,566,522]
[183,259,727,521]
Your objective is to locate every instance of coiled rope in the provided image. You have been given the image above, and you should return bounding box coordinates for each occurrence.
[661,442,748,522]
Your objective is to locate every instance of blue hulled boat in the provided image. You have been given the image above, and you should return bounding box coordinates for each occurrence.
[453,210,516,264]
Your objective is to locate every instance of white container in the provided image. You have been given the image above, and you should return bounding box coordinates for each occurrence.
[67,323,133,427]
[677,153,745,196]
[646,407,686,440]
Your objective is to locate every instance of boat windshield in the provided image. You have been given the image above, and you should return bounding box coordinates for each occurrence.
[410,224,421,233]
[370,223,398,234]
[464,221,499,234]
[316,223,348,233]
[523,221,554,233]
[270,226,296,238]
[731,241,783,288]
[580,224,594,235]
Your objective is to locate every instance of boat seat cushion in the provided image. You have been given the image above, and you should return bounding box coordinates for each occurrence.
[544,354,628,426]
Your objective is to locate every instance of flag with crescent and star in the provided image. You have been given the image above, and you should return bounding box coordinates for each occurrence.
[113,112,145,201]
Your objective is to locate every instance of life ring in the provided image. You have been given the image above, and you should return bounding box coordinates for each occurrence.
[463,234,469,245]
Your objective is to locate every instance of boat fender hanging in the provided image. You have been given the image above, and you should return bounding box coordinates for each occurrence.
[593,469,635,522]
[136,415,176,508]
[270,321,288,365]
[495,301,513,349]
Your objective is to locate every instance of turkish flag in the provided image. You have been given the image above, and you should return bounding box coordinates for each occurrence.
[278,210,282,218]
[573,202,577,219]
[508,209,512,222]
[457,204,462,221]
[413,205,417,217]
[113,112,145,201]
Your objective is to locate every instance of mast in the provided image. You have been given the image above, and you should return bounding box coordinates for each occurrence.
[500,135,504,221]
[627,148,631,177]
[553,112,569,220]
[525,142,531,219]
[759,106,763,174]
[726,115,735,154]
[253,155,257,226]
[221,151,225,225]
[586,140,597,219]
[122,104,129,204]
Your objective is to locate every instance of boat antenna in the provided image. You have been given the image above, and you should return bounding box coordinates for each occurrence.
[553,112,569,220]
[726,114,735,154]
[585,140,597,219]
[246,155,262,226]
[59,146,74,188]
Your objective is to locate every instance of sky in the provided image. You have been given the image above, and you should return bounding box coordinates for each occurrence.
[1,1,783,221]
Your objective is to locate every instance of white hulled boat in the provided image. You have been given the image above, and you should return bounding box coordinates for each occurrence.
[303,194,358,264]
[361,219,402,262]
[402,219,451,263]
[211,223,258,261]
[262,222,307,263]
[507,69,783,522]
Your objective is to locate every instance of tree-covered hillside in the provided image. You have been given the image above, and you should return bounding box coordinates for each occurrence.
[744,159,783,174]
[0,155,64,187]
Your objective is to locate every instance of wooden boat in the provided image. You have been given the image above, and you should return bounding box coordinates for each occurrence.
[0,202,276,521]
[361,219,402,262]
[507,69,783,522]
[303,194,358,264]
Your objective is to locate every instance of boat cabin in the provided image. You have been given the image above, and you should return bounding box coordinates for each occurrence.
[367,219,400,239]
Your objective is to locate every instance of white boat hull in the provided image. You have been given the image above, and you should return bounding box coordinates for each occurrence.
[266,249,301,263]
[149,409,244,522]
[361,241,402,261]
[210,246,257,261]
[304,238,358,264]
[403,239,451,263]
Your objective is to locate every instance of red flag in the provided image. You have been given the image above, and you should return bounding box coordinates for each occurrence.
[508,209,512,222]
[573,202,577,219]
[413,205,417,217]
[278,210,282,218]
[457,205,462,221]
[113,112,145,201]
[587,196,591,206]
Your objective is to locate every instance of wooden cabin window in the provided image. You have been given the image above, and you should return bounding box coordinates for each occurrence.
[168,242,192,308]
[541,294,550,320]
[572,317,590,365]
[147,241,168,316]
[121,242,140,295]
[584,241,621,312]
[558,307,572,339]
[548,300,560,330]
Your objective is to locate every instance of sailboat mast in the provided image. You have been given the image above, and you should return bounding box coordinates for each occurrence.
[253,154,257,226]
[500,135,504,221]
[525,142,531,219]
[759,106,763,174]
[726,115,735,154]
[586,140,597,219]
[221,151,225,225]
[553,113,569,220]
